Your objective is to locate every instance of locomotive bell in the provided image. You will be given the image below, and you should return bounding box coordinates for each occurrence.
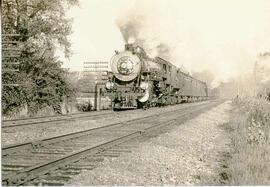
[110,51,141,82]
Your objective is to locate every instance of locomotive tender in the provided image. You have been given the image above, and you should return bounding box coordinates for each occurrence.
[105,44,209,110]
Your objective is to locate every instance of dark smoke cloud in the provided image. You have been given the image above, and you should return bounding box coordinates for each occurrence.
[116,13,144,44]
[116,12,172,59]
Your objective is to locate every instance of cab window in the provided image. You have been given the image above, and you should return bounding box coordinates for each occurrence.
[163,64,167,73]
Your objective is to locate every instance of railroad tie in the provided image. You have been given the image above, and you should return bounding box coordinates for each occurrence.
[2,166,25,172]
[57,168,81,175]
[82,157,105,162]
[105,149,132,153]
[40,174,72,181]
[67,165,95,170]
[36,180,66,186]
[96,152,121,157]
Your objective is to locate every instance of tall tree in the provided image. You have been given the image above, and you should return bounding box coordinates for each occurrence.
[2,0,78,116]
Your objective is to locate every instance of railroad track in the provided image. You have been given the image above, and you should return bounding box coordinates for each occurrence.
[2,101,210,129]
[2,101,213,155]
[2,111,113,128]
[2,100,222,186]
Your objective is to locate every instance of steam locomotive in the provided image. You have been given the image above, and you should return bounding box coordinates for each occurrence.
[105,44,210,110]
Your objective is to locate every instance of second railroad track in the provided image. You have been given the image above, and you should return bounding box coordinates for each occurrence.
[2,100,222,186]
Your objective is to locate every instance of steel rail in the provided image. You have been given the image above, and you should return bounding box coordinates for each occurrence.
[2,101,213,156]
[3,111,101,122]
[2,111,113,128]
[3,101,221,185]
[2,101,212,128]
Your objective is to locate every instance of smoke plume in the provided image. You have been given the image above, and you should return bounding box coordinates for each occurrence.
[116,10,172,59]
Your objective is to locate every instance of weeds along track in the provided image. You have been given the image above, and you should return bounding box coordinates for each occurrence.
[2,100,221,186]
[2,111,114,128]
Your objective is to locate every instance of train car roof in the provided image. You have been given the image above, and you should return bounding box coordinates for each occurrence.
[155,56,207,85]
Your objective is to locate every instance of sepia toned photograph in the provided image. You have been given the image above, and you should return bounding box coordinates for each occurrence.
[1,0,270,186]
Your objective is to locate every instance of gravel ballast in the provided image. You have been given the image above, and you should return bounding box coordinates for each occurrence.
[66,101,231,185]
[2,102,209,146]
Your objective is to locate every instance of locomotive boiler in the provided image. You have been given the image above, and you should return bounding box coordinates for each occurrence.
[105,44,209,110]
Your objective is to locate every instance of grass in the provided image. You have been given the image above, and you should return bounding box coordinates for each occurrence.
[225,97,270,185]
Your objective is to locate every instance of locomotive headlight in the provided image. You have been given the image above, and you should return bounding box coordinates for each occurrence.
[105,81,114,90]
[117,56,134,75]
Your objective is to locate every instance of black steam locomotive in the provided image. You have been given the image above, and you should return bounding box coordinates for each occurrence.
[105,44,210,110]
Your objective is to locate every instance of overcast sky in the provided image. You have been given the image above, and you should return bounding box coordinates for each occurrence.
[58,0,270,85]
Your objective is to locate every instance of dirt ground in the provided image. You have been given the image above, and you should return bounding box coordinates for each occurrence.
[66,101,232,185]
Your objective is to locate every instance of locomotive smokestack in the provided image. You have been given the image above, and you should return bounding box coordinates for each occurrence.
[125,43,134,50]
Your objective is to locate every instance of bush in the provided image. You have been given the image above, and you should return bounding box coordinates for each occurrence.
[76,101,93,112]
[226,97,270,185]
